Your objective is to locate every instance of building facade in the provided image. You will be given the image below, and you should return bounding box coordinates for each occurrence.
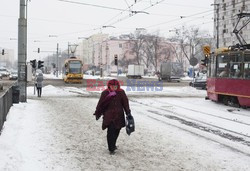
[214,0,250,48]
[75,33,190,75]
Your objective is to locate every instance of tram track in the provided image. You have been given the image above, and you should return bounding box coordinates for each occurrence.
[152,98,250,124]
[146,115,250,157]
[130,99,250,147]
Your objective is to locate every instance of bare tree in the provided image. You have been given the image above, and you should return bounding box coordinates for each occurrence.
[170,26,207,63]
[127,30,147,65]
[143,34,163,72]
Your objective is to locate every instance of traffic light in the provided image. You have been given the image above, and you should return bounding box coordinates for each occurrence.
[30,59,37,69]
[1,49,4,55]
[38,60,44,69]
[38,48,40,53]
[201,55,209,67]
[114,54,118,65]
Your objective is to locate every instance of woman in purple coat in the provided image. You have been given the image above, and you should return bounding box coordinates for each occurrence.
[94,79,131,155]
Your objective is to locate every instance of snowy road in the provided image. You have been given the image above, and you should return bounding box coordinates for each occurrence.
[0,85,250,170]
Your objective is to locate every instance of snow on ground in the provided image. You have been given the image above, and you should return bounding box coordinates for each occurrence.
[79,85,207,98]
[181,76,193,81]
[83,74,116,80]
[0,85,250,170]
[43,73,62,79]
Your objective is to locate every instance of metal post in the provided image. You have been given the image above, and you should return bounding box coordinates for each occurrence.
[18,0,27,102]
[68,42,70,58]
[117,62,118,77]
[56,43,59,77]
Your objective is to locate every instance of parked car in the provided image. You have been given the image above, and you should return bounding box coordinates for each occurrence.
[84,70,93,75]
[0,67,9,77]
[189,74,207,89]
[95,71,100,75]
[9,71,18,80]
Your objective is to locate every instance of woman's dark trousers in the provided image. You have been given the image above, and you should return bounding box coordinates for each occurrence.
[37,87,42,97]
[107,123,120,152]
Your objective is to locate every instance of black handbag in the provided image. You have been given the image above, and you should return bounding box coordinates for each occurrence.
[126,115,135,135]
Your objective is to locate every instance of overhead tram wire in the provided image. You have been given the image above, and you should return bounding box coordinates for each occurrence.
[47,0,215,37]
[101,0,144,28]
[140,1,243,30]
[57,0,144,32]
[29,0,240,42]
[94,10,237,39]
[106,0,166,26]
[123,0,131,10]
[140,0,212,9]
[144,9,213,29]
[29,8,214,42]
[58,0,130,12]
[105,0,165,26]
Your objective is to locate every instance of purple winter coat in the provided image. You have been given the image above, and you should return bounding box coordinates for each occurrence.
[94,80,131,130]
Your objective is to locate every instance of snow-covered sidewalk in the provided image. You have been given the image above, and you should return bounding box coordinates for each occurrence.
[0,86,250,170]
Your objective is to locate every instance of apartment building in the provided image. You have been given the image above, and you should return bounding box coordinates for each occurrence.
[214,0,250,47]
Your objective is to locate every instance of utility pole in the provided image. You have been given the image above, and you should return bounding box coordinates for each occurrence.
[56,43,59,77]
[105,41,110,76]
[18,0,27,102]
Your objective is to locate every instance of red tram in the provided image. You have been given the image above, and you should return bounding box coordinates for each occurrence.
[206,48,250,108]
[206,13,250,108]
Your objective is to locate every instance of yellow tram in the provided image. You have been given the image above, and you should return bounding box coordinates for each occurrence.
[63,57,83,83]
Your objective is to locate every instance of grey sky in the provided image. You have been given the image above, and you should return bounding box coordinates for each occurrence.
[0,0,214,60]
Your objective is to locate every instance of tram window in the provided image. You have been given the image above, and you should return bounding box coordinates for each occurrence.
[229,53,243,78]
[217,54,230,77]
[208,55,216,77]
[245,53,250,62]
[229,63,243,78]
[244,54,250,79]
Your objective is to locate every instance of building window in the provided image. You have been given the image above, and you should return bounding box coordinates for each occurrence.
[232,0,235,7]
[223,29,228,33]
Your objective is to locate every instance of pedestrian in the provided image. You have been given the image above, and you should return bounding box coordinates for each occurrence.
[93,79,132,155]
[36,72,44,97]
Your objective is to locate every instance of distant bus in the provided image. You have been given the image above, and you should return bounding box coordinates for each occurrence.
[63,57,83,83]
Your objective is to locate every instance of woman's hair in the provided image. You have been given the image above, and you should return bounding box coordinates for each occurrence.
[107,79,120,89]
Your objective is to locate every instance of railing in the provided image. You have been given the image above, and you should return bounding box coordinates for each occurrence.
[0,86,13,133]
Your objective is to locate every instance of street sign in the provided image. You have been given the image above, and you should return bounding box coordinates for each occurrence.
[190,57,198,66]
[203,45,210,56]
